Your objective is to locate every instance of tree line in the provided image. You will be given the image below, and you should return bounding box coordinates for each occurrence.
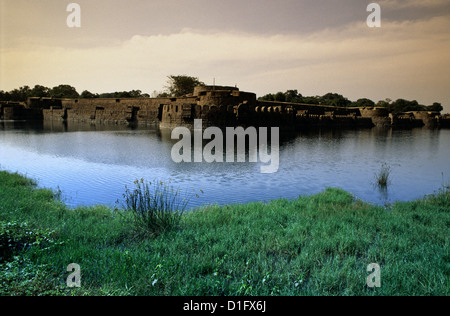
[0,76,204,103]
[0,84,150,102]
[1,76,444,114]
[258,89,443,113]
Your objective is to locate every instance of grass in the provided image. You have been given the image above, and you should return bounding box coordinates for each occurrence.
[0,170,448,296]
[375,163,391,187]
[121,178,200,238]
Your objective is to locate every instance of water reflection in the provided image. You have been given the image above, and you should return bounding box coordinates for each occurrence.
[0,120,449,209]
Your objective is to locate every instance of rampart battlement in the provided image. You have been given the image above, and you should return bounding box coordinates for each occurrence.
[2,85,447,130]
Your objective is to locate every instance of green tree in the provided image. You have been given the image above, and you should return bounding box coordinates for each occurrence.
[98,92,114,98]
[30,85,50,98]
[156,92,170,98]
[259,90,303,103]
[50,85,79,99]
[80,90,98,98]
[8,86,31,102]
[128,90,144,98]
[165,75,204,97]
[258,93,275,101]
[115,91,132,98]
[301,96,320,105]
[351,98,375,108]
[274,92,286,102]
[427,102,443,112]
[376,99,391,108]
[320,93,351,107]
[389,99,425,113]
[0,90,10,101]
[284,90,303,103]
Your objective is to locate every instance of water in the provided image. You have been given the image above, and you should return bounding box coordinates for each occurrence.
[0,120,449,209]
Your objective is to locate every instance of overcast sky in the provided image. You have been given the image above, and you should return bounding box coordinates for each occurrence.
[1,0,450,111]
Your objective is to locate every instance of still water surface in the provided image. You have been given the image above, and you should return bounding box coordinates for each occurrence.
[0,120,449,209]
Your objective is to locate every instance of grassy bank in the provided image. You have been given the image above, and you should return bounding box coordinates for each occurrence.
[0,170,448,296]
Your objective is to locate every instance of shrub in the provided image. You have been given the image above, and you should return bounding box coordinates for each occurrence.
[0,221,58,263]
[122,179,200,238]
[375,163,391,187]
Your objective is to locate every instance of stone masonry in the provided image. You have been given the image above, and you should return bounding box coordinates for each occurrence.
[4,86,449,130]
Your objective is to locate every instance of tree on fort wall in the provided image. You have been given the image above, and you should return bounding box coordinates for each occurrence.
[426,102,443,112]
[164,75,205,97]
[49,85,80,99]
[351,98,376,108]
[320,93,352,107]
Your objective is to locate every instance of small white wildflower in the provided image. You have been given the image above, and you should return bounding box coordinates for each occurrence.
[152,279,158,286]
[295,279,303,287]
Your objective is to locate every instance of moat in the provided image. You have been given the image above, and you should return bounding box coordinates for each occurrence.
[0,120,449,209]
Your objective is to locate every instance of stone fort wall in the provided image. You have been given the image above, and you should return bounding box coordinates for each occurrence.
[19,86,450,129]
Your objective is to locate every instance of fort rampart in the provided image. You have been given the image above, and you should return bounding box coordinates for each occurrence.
[2,85,449,130]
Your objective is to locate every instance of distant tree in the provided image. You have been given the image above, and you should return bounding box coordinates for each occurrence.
[0,90,10,101]
[50,85,79,99]
[351,98,376,108]
[156,92,170,98]
[98,92,114,98]
[258,93,275,101]
[376,99,390,108]
[165,75,204,97]
[320,93,351,107]
[8,86,31,102]
[386,99,426,113]
[259,90,303,103]
[274,92,286,102]
[284,90,303,103]
[30,85,50,98]
[80,90,98,98]
[427,102,443,112]
[128,90,143,98]
[93,90,147,98]
[301,96,320,105]
[115,91,132,98]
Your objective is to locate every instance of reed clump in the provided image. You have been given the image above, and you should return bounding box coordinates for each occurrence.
[122,178,200,238]
[375,163,391,187]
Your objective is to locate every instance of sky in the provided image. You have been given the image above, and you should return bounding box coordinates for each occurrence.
[1,0,450,112]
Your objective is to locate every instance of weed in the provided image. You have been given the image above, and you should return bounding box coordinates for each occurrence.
[375,163,391,187]
[122,179,201,238]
